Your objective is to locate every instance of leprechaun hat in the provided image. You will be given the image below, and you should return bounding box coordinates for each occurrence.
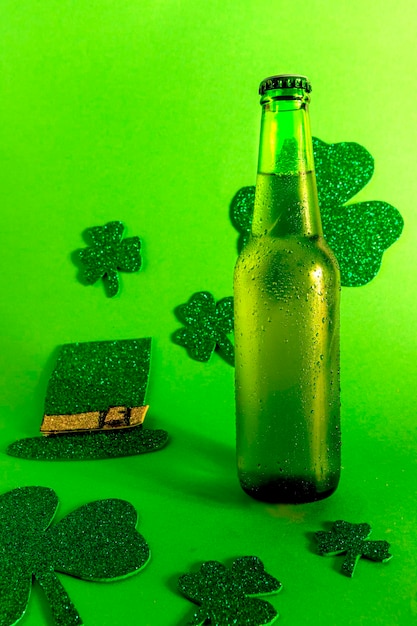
[7,338,168,461]
[40,338,151,435]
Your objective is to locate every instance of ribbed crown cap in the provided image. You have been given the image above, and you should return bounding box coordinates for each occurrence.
[259,74,312,95]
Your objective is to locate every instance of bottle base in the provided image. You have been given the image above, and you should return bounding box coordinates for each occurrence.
[240,477,338,504]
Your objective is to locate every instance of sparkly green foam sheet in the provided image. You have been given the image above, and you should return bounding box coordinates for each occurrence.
[46,338,150,415]
[178,556,282,625]
[7,427,169,461]
[315,520,392,577]
[230,137,404,287]
[7,338,169,460]
[0,486,150,626]
[76,221,142,297]
[172,291,234,366]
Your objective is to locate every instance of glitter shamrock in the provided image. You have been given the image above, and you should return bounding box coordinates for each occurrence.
[0,486,150,626]
[172,291,234,365]
[76,220,142,296]
[230,137,404,286]
[315,520,392,577]
[178,556,282,626]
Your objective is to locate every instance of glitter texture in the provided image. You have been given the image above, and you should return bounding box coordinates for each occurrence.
[7,337,169,459]
[7,426,168,460]
[230,137,404,286]
[179,556,282,625]
[41,405,148,434]
[44,338,151,417]
[229,186,256,252]
[76,221,142,297]
[172,291,234,365]
[0,486,150,626]
[315,520,392,577]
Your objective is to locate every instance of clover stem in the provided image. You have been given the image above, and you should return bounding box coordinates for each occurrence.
[216,335,235,366]
[105,269,120,297]
[36,568,83,626]
[341,551,361,577]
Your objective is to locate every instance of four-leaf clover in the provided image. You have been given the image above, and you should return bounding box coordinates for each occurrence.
[172,291,235,365]
[77,221,142,297]
[315,520,392,577]
[0,486,150,626]
[230,137,404,286]
[178,556,282,625]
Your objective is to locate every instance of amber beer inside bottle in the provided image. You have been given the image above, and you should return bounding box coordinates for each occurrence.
[234,75,341,503]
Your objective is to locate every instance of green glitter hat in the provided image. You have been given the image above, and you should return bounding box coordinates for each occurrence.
[7,338,169,461]
[40,338,152,435]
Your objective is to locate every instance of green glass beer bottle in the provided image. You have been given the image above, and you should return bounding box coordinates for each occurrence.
[234,75,341,503]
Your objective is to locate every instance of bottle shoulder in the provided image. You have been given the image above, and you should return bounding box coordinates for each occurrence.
[234,235,341,299]
[236,235,339,270]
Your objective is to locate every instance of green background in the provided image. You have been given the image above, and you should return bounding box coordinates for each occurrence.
[0,1,416,624]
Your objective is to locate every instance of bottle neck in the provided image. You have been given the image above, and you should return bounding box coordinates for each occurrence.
[252,95,322,238]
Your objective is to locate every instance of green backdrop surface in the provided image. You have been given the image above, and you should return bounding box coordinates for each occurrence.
[0,1,416,624]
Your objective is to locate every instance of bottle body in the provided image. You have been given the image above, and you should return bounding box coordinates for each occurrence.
[234,77,341,503]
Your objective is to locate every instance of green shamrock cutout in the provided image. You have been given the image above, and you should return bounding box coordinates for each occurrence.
[172,291,234,365]
[178,556,282,625]
[0,486,150,626]
[77,221,142,296]
[315,520,392,577]
[230,137,404,286]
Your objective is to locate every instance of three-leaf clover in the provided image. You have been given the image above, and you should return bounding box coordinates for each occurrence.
[230,137,404,286]
[178,556,282,625]
[77,221,142,297]
[172,291,234,365]
[0,486,150,626]
[315,520,392,577]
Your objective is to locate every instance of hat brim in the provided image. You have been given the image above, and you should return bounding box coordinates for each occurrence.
[6,426,169,461]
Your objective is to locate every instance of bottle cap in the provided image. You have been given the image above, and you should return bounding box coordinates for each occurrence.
[259,74,312,95]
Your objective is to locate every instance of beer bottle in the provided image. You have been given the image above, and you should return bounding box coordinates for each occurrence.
[234,75,341,503]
